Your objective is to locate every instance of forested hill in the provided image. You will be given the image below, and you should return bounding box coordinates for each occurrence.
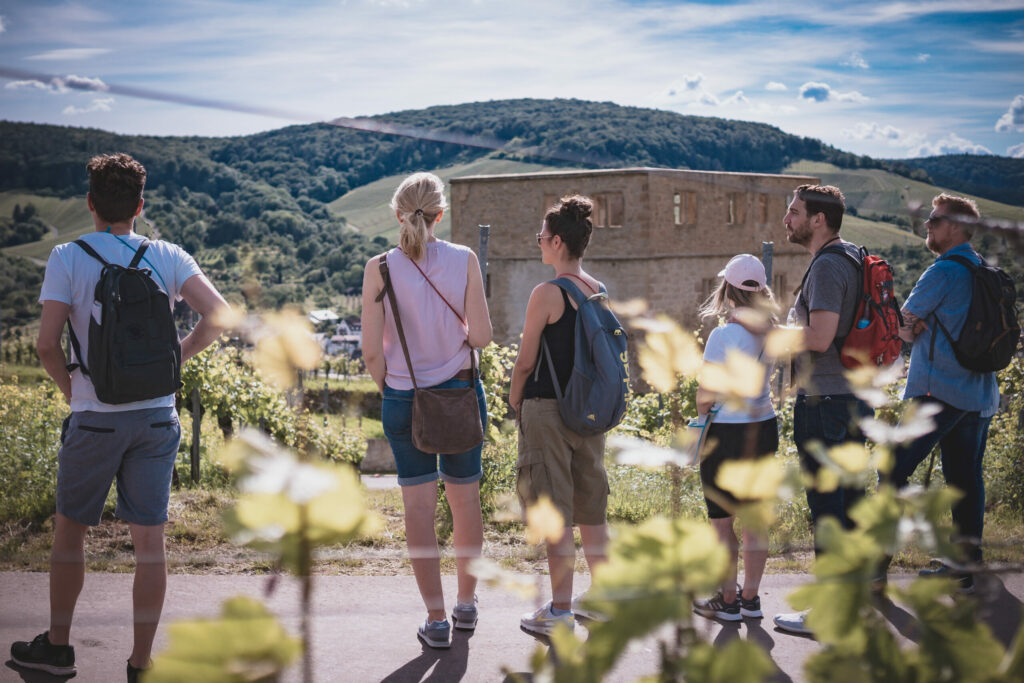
[1,98,1021,326]
[0,98,924,202]
[895,155,1024,207]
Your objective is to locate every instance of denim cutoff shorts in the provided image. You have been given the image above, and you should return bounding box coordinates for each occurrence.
[57,407,181,526]
[382,377,487,486]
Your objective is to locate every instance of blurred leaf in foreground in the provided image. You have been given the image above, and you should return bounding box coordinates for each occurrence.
[147,596,301,683]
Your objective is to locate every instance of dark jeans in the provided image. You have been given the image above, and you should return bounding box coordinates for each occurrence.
[794,393,873,556]
[886,398,991,563]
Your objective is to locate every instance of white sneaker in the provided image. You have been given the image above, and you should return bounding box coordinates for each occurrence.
[521,602,575,636]
[773,609,813,635]
[571,592,609,622]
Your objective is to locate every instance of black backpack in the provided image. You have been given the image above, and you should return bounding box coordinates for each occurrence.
[932,254,1020,373]
[67,239,182,404]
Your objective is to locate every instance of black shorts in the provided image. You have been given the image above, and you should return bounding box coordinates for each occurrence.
[700,418,779,519]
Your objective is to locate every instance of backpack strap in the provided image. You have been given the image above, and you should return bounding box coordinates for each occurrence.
[796,243,862,349]
[72,239,110,266]
[928,252,979,359]
[129,239,151,269]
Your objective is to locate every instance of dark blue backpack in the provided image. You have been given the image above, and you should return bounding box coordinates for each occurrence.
[535,277,629,436]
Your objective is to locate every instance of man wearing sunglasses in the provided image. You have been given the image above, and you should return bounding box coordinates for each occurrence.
[883,193,1000,595]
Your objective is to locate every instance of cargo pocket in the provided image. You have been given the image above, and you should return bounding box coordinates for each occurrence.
[516,448,551,509]
[78,425,115,434]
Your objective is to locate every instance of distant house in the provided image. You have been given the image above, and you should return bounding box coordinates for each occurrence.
[325,334,361,356]
[308,309,340,328]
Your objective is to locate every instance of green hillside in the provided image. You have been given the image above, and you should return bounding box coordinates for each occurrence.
[785,161,1024,224]
[328,157,561,240]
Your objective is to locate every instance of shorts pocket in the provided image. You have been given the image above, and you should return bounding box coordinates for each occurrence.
[516,448,551,508]
[78,425,115,434]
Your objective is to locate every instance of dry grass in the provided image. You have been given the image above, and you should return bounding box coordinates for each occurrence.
[3,486,1022,578]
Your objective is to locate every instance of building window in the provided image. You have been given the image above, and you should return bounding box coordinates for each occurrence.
[727,193,745,225]
[593,192,624,228]
[700,277,717,300]
[674,191,697,226]
[542,194,558,216]
[759,193,772,223]
[773,273,787,298]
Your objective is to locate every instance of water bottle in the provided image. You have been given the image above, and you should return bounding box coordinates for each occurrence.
[856,318,870,329]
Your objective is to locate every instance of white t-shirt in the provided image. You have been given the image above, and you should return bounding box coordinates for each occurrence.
[39,231,202,413]
[702,322,775,423]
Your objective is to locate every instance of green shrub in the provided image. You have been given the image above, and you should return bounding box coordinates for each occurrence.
[0,376,67,522]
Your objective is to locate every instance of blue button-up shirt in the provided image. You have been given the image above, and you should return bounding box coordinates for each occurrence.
[902,243,1000,416]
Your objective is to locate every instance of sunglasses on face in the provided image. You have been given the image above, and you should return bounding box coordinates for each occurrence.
[535,232,552,245]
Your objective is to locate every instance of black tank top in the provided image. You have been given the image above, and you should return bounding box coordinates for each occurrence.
[523,289,576,400]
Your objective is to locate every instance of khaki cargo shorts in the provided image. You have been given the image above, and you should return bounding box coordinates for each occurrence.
[516,398,609,527]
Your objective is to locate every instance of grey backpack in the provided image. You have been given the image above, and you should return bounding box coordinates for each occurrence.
[536,277,629,436]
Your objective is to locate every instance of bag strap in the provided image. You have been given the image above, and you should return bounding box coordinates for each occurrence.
[929,252,979,359]
[376,254,419,390]
[404,251,467,326]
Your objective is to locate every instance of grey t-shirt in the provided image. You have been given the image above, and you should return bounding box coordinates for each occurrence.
[788,240,861,396]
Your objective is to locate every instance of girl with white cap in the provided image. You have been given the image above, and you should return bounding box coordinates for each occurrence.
[692,253,779,623]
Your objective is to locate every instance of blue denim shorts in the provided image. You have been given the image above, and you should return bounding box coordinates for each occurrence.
[382,377,487,486]
[56,408,181,526]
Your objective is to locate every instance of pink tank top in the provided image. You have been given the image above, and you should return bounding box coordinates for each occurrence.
[383,241,473,390]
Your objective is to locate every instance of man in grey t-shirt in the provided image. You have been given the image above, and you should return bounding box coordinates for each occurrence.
[773,184,874,636]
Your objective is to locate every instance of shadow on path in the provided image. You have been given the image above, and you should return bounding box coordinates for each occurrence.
[975,574,1024,649]
[380,630,473,682]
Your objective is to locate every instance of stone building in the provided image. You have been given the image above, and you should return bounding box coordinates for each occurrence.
[449,167,819,345]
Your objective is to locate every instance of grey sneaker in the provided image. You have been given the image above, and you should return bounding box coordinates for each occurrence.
[10,631,76,676]
[773,609,813,635]
[417,619,451,649]
[571,592,609,622]
[521,602,574,636]
[453,596,478,631]
[693,592,741,621]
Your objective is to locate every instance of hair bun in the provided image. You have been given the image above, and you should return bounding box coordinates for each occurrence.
[560,195,593,221]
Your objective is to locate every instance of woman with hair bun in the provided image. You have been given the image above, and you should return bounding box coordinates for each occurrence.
[508,195,611,636]
[361,172,492,649]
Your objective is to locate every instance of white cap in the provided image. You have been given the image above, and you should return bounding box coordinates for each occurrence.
[718,254,767,291]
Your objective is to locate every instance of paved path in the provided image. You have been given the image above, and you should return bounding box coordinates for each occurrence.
[1,571,1021,682]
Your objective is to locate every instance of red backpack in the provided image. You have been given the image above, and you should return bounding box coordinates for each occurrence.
[800,244,904,369]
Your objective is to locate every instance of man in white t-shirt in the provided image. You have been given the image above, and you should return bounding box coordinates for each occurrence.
[10,154,229,682]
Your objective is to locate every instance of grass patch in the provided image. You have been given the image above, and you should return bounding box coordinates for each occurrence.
[0,363,49,383]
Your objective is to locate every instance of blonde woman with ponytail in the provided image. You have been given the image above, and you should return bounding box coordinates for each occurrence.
[361,172,492,649]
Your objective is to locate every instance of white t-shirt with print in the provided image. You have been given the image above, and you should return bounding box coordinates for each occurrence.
[39,231,202,413]
[702,322,775,423]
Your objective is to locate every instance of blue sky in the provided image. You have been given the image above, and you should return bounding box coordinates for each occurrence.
[1,0,1023,159]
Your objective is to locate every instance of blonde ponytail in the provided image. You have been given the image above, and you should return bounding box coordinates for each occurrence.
[390,172,447,262]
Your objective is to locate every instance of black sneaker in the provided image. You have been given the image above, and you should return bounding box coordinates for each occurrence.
[693,592,741,621]
[127,659,148,683]
[738,592,763,618]
[918,562,975,594]
[10,631,76,676]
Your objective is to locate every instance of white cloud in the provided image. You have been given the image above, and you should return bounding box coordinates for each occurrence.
[5,80,53,92]
[1008,142,1024,158]
[723,90,749,105]
[765,81,788,91]
[842,51,870,69]
[683,73,704,90]
[909,133,992,157]
[698,91,720,106]
[62,97,114,116]
[799,82,868,103]
[0,15,6,33]
[841,122,910,144]
[914,53,931,63]
[995,94,1024,132]
[25,48,112,61]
